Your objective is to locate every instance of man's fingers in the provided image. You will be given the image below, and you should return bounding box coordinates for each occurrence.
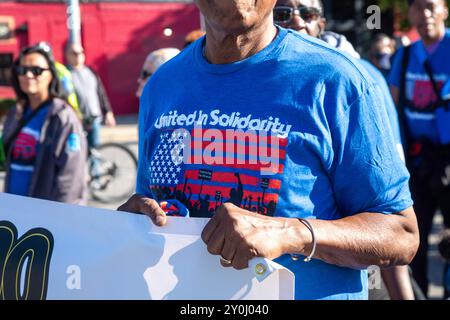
[117,194,166,226]
[139,197,167,226]
[220,257,233,268]
[117,194,143,213]
[201,216,219,244]
[221,236,237,263]
[141,199,167,226]
[219,240,237,268]
[206,229,225,255]
[232,248,253,270]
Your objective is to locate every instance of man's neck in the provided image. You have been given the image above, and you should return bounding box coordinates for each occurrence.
[422,26,446,47]
[203,19,278,65]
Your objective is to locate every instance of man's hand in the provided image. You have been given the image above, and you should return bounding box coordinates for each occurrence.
[104,111,116,127]
[118,194,167,226]
[201,203,302,270]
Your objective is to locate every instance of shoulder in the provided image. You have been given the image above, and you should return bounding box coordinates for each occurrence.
[358,60,385,83]
[51,98,82,128]
[442,28,450,47]
[79,65,100,80]
[281,30,372,92]
[86,65,97,74]
[446,28,450,39]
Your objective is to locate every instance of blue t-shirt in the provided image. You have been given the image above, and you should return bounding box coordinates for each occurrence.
[137,27,413,300]
[359,59,404,159]
[8,104,50,196]
[388,29,450,144]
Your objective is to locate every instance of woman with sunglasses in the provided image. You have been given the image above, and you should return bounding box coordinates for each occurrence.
[1,44,87,204]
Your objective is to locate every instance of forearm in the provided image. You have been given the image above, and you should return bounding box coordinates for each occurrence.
[282,208,418,269]
[98,82,112,115]
[381,266,415,300]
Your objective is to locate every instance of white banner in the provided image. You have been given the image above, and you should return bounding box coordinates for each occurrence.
[0,193,294,300]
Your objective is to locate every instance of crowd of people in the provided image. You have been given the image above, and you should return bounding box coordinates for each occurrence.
[1,0,449,300]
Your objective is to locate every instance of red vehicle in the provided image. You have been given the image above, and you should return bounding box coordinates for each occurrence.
[0,0,200,115]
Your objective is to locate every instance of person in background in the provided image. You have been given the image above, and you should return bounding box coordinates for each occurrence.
[33,42,82,119]
[274,0,360,58]
[394,34,413,49]
[65,42,116,149]
[2,44,87,204]
[274,0,420,300]
[55,61,82,118]
[388,0,450,299]
[135,48,180,98]
[368,34,397,78]
[184,29,206,48]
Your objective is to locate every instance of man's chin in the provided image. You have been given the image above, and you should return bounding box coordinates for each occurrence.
[209,15,257,35]
[418,24,440,40]
[423,30,439,42]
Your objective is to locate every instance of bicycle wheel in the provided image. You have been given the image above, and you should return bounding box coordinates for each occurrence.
[89,142,138,203]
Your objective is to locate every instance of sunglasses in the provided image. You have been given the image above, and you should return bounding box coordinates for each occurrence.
[273,6,321,24]
[16,65,50,77]
[140,69,153,80]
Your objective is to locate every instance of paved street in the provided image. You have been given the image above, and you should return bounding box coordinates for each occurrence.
[0,115,446,299]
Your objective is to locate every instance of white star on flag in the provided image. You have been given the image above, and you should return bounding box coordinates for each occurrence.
[149,130,186,187]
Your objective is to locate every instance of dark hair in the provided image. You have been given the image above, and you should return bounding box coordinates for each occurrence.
[10,44,63,106]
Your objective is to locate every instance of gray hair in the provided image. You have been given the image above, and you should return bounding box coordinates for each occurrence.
[144,48,180,71]
[314,0,324,16]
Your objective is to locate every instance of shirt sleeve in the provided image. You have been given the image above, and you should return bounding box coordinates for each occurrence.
[53,113,88,204]
[329,84,413,216]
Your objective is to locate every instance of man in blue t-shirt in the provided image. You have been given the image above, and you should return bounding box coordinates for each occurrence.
[388,0,450,298]
[119,0,419,300]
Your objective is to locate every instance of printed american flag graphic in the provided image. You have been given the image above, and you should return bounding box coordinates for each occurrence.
[148,129,288,218]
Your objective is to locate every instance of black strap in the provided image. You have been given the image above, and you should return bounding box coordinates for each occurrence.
[397,45,411,152]
[3,100,51,154]
[423,59,449,111]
